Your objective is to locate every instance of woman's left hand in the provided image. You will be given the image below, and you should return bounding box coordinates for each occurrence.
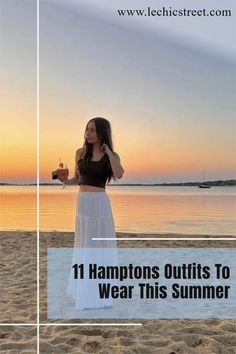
[101,144,124,179]
[101,143,112,156]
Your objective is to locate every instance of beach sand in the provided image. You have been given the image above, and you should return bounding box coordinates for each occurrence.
[0,231,235,353]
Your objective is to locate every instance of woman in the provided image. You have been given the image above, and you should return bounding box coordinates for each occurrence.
[57,117,124,310]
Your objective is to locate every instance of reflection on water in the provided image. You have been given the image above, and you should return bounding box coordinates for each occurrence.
[0,186,36,231]
[0,185,235,235]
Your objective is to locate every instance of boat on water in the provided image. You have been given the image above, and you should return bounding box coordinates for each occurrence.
[198,171,211,188]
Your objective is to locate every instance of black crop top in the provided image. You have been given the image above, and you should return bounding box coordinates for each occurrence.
[77,154,112,188]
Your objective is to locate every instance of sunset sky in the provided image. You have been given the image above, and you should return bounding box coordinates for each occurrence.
[1,0,235,184]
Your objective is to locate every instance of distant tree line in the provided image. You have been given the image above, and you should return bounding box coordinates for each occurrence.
[1,180,235,186]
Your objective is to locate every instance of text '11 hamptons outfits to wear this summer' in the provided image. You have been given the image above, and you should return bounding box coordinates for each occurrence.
[67,153,117,310]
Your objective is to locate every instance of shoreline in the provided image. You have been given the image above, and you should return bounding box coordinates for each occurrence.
[1,181,236,186]
[1,230,236,238]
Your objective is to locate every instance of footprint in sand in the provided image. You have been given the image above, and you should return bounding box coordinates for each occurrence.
[101,331,115,339]
[145,339,169,347]
[82,340,102,353]
[76,329,102,337]
[66,337,81,346]
[118,337,136,346]
[212,334,236,347]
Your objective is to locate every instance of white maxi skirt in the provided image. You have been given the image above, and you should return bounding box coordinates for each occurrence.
[67,191,117,310]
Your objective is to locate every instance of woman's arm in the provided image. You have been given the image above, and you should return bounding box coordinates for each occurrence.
[106,150,124,179]
[58,149,81,186]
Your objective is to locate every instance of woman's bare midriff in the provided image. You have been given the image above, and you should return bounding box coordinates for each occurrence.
[79,184,105,192]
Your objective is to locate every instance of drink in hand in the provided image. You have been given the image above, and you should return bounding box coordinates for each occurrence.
[58,160,69,188]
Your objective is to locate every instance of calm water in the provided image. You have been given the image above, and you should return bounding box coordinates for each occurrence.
[0,186,235,235]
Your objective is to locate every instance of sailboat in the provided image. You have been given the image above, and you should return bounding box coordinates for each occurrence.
[199,171,211,188]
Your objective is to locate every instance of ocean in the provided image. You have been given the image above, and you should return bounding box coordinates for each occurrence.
[1,185,235,235]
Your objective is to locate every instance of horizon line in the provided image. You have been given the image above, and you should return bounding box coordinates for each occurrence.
[0,178,235,187]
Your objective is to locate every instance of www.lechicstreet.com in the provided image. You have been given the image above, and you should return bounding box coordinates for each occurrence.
[117,7,232,17]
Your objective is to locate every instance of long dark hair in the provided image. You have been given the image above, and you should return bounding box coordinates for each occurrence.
[81,117,115,183]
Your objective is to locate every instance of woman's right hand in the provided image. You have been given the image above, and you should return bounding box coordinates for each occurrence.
[57,168,69,183]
